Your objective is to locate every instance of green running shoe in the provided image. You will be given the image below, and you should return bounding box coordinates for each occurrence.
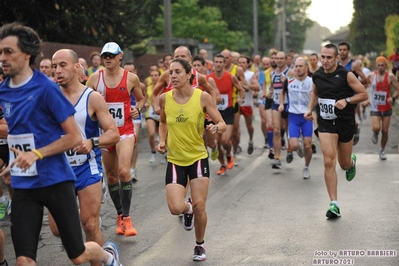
[210,148,219,161]
[0,199,10,220]
[346,154,356,181]
[326,203,341,218]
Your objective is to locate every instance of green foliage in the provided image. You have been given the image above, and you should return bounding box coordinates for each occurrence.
[385,15,399,56]
[156,0,247,51]
[0,0,162,55]
[283,0,313,52]
[196,0,276,53]
[350,0,399,54]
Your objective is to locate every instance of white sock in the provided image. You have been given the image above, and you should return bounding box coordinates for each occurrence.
[104,253,114,266]
[331,200,339,207]
[0,196,6,204]
[188,201,193,213]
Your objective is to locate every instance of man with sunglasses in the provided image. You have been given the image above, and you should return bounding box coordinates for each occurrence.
[365,56,399,160]
[304,44,368,219]
[87,42,144,237]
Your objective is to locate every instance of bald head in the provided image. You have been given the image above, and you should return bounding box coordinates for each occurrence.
[39,58,53,78]
[174,46,192,61]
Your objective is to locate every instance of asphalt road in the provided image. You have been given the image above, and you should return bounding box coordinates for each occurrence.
[2,105,399,266]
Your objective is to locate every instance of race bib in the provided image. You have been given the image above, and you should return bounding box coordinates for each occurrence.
[8,133,38,176]
[107,102,124,127]
[273,89,282,104]
[318,98,337,120]
[372,91,387,106]
[217,94,228,110]
[65,148,87,166]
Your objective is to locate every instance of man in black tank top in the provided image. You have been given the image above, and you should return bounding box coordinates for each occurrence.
[304,44,368,219]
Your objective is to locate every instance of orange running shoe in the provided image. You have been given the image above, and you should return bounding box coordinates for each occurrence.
[123,216,138,237]
[216,165,227,175]
[226,154,234,169]
[115,214,124,235]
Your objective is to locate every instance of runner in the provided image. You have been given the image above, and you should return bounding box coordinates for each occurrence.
[365,56,399,160]
[304,44,368,218]
[237,55,260,154]
[279,58,313,178]
[48,50,120,265]
[0,22,121,265]
[157,58,226,261]
[208,54,245,175]
[87,42,144,237]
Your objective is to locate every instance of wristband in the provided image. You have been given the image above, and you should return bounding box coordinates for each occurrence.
[215,125,219,132]
[32,149,43,160]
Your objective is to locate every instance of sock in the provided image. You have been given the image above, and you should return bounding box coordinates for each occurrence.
[151,151,156,154]
[121,180,133,217]
[331,200,339,207]
[104,252,114,266]
[187,201,193,213]
[304,166,308,170]
[0,195,6,204]
[196,240,204,246]
[108,182,122,215]
[267,129,274,148]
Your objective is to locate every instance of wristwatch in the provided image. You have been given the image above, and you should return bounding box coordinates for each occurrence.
[91,137,100,149]
[345,97,351,103]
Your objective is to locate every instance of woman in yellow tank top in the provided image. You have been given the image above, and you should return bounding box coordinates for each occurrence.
[157,58,226,261]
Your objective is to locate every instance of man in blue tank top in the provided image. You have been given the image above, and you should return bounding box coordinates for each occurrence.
[0,22,122,266]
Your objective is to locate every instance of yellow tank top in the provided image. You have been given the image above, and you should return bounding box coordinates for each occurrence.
[145,84,154,118]
[264,68,272,94]
[165,89,208,166]
[230,64,239,105]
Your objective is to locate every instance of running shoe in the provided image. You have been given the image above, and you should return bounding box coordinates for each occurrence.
[226,154,234,169]
[6,200,11,216]
[379,150,387,160]
[326,203,341,218]
[130,169,138,183]
[160,154,167,165]
[353,126,360,146]
[103,241,122,266]
[371,133,378,144]
[216,165,227,175]
[237,145,242,155]
[101,177,108,204]
[345,154,357,181]
[272,159,282,169]
[297,139,304,158]
[123,216,138,237]
[311,143,317,154]
[193,245,206,261]
[182,198,194,231]
[286,152,293,163]
[0,198,10,221]
[210,148,219,161]
[233,154,238,166]
[115,214,124,235]
[264,138,269,149]
[247,141,254,155]
[302,167,310,179]
[268,148,275,159]
[362,109,367,120]
[149,153,157,163]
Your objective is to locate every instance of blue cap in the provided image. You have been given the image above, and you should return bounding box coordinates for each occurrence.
[101,42,122,55]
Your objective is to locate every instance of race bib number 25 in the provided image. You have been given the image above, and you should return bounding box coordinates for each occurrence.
[7,133,38,176]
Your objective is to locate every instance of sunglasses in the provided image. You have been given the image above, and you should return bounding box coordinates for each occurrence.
[101,53,117,59]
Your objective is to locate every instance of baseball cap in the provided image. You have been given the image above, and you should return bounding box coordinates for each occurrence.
[101,42,122,55]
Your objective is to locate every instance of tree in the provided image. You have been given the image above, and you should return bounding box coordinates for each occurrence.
[349,0,399,54]
[278,0,313,53]
[197,0,277,54]
[156,0,247,51]
[385,15,399,56]
[0,0,162,55]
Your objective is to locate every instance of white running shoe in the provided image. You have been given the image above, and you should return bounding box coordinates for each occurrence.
[297,139,304,158]
[149,153,157,163]
[379,150,387,160]
[302,167,310,179]
[193,245,206,261]
[101,178,108,204]
[103,242,122,266]
[160,154,167,164]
